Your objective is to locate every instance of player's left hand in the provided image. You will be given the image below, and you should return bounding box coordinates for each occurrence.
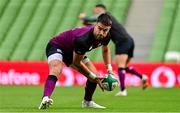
[94,77,105,92]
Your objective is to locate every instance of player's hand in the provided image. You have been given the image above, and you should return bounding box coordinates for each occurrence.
[79,13,86,19]
[108,70,115,76]
[94,77,105,92]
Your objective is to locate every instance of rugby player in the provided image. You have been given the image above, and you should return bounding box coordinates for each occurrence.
[39,13,113,109]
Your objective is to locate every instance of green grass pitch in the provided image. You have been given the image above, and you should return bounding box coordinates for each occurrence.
[0,86,180,112]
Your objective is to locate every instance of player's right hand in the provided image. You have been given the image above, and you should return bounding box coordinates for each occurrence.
[94,77,105,92]
[79,13,86,19]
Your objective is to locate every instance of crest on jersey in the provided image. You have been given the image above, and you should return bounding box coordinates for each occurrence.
[89,46,93,50]
[57,49,62,53]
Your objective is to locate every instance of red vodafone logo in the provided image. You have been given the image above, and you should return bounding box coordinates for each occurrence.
[151,66,176,88]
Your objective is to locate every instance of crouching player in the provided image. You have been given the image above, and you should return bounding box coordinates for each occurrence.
[39,13,114,109]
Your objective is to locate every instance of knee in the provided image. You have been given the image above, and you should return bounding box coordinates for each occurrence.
[51,65,62,76]
[117,62,126,68]
[49,60,63,76]
[115,55,128,68]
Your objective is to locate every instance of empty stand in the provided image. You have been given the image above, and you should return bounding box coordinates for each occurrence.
[165,0,180,62]
[149,0,179,62]
[10,0,54,60]
[0,0,24,60]
[0,0,131,61]
[28,0,70,60]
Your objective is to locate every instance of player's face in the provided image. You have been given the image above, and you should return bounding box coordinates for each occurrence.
[93,7,105,15]
[93,22,111,40]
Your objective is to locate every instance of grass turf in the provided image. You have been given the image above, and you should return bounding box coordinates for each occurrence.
[0,86,180,112]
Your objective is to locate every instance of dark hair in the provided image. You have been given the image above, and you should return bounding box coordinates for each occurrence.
[97,13,112,26]
[95,4,106,10]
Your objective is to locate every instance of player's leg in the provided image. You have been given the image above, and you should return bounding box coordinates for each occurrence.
[71,56,105,108]
[82,79,105,109]
[125,58,143,79]
[39,43,64,109]
[43,59,63,97]
[83,57,106,108]
[82,56,97,102]
[124,40,148,89]
[114,39,136,96]
[115,54,128,96]
[124,41,143,79]
[126,66,148,89]
[39,59,63,109]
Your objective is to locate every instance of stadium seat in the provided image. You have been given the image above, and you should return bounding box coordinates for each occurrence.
[111,0,131,23]
[7,0,40,60]
[10,0,54,60]
[0,0,24,47]
[0,0,9,18]
[56,0,84,33]
[149,0,178,62]
[0,0,131,61]
[165,2,180,62]
[28,0,69,60]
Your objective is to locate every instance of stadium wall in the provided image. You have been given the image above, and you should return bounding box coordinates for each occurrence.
[0,61,180,88]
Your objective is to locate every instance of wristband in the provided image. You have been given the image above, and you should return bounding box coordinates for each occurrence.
[107,64,112,71]
[89,72,97,80]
